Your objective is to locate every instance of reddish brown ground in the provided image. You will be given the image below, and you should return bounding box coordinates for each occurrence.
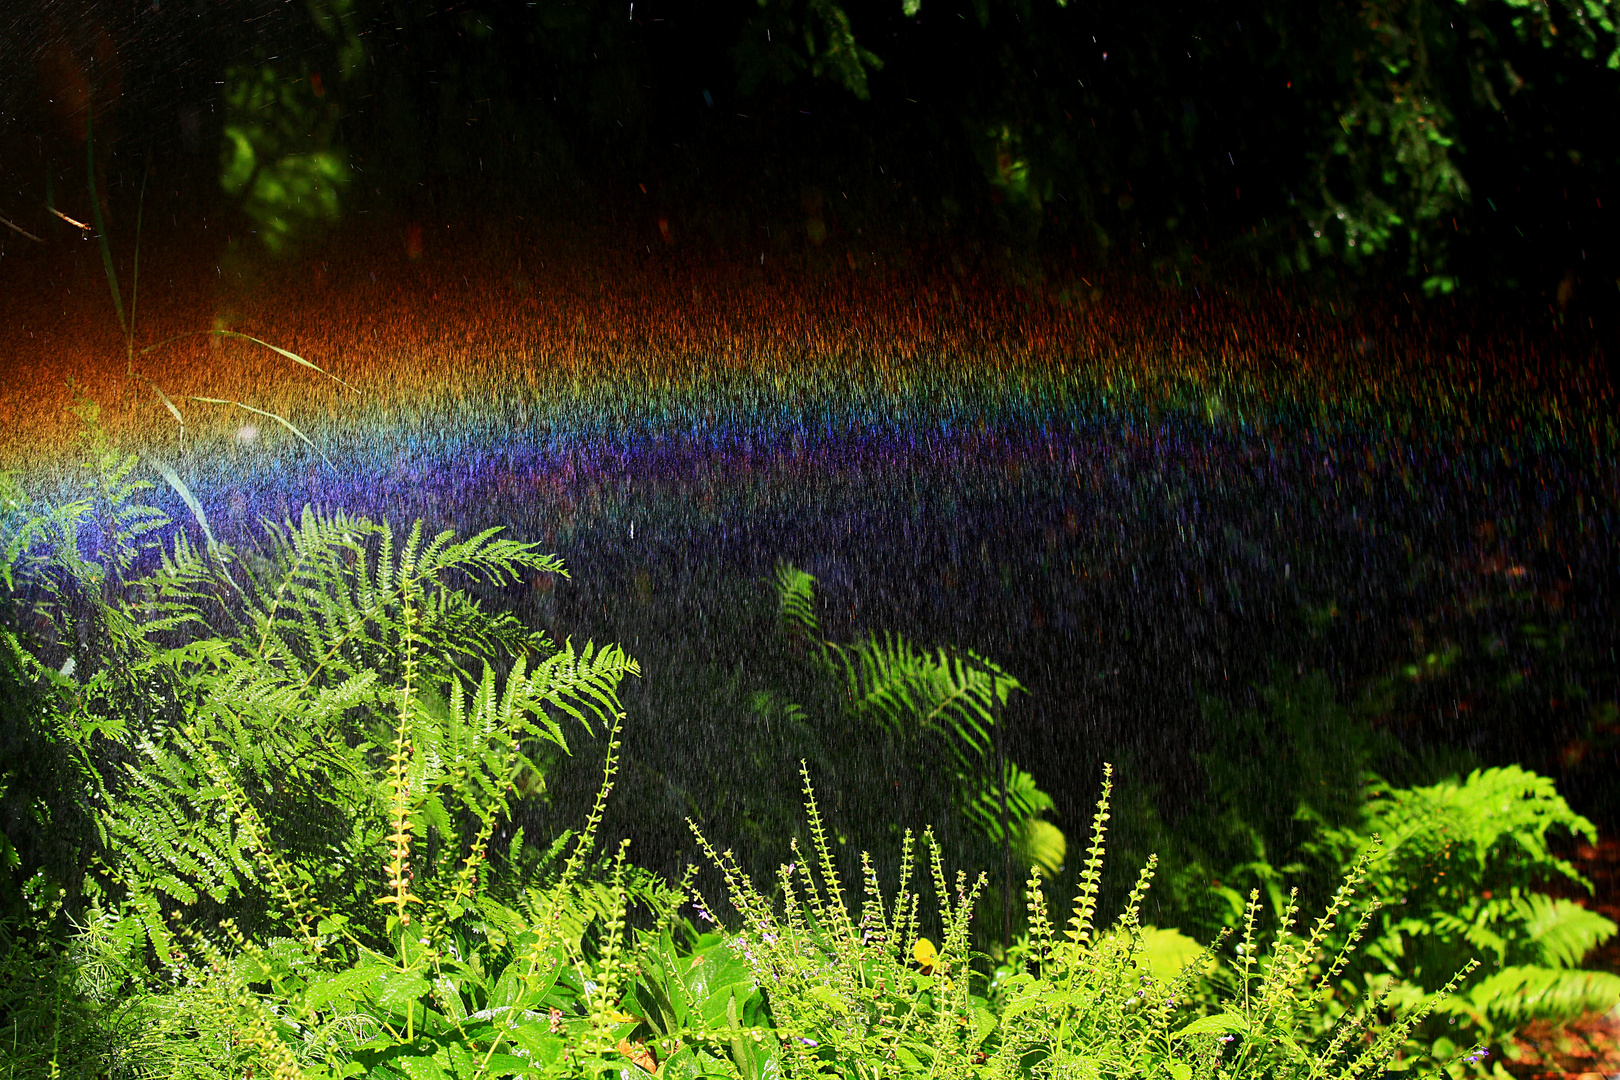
[1503,1010,1620,1080]
[1505,837,1620,1080]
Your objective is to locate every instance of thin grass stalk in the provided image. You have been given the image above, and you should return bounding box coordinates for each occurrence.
[128,167,147,380]
[85,109,125,345]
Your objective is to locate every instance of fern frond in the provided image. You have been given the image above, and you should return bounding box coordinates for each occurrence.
[192,726,322,950]
[1513,893,1618,969]
[773,562,821,641]
[966,760,1055,830]
[1461,964,1620,1023]
[833,633,1021,775]
[1016,820,1069,882]
[525,639,640,751]
[0,494,92,592]
[1365,765,1598,889]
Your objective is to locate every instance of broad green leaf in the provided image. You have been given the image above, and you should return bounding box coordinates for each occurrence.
[970,1005,997,1047]
[1136,926,1208,980]
[689,944,759,1028]
[506,1024,565,1068]
[444,1042,477,1078]
[395,1054,448,1080]
[1172,1012,1250,1039]
[376,971,432,1011]
[894,1046,925,1072]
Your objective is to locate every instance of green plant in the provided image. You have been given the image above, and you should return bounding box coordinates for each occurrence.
[73,103,356,469]
[1139,669,1393,937]
[767,563,1067,904]
[685,761,984,1077]
[219,63,352,253]
[731,0,885,100]
[1305,766,1620,1071]
[219,0,363,252]
[0,876,239,1080]
[0,416,669,1077]
[1,442,1506,1078]
[617,923,776,1078]
[1144,664,1619,1075]
[677,761,1477,1079]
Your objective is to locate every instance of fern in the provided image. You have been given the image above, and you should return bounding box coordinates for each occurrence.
[2,482,669,1077]
[774,562,821,643]
[1,427,642,945]
[1515,892,1617,969]
[1358,765,1598,889]
[766,561,1066,901]
[832,631,1014,770]
[964,761,1068,879]
[1292,765,1620,1071]
[1456,965,1620,1025]
[2,439,1581,1080]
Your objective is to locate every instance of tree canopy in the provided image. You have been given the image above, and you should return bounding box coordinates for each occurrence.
[3,0,1615,304]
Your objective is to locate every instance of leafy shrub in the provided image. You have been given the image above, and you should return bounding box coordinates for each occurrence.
[1144,669,1620,1075]
[0,431,664,1077]
[764,563,1067,942]
[1133,664,1619,1075]
[674,762,1476,1079]
[0,437,1554,1080]
[1306,766,1620,1071]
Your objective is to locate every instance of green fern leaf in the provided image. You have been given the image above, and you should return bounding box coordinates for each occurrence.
[1463,964,1620,1023]
[774,562,822,642]
[1514,893,1618,969]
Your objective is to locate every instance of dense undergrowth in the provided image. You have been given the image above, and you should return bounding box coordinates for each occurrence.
[1,415,1617,1079]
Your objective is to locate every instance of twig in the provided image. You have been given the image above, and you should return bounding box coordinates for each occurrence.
[46,206,92,232]
[0,214,43,242]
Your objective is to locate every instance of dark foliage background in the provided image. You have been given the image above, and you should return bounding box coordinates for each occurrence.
[1,0,1616,318]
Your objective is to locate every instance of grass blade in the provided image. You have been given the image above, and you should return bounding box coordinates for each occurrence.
[142,453,244,596]
[86,107,126,340]
[142,377,185,437]
[142,454,216,550]
[212,331,360,394]
[136,330,359,396]
[186,396,339,474]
